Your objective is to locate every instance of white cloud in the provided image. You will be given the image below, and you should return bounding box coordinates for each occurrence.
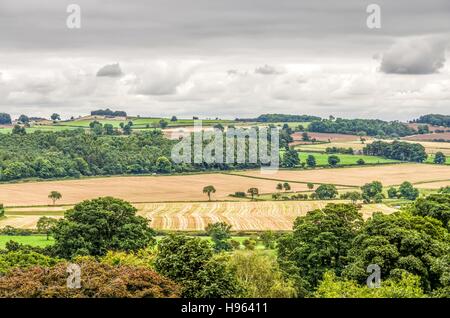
[380,36,448,74]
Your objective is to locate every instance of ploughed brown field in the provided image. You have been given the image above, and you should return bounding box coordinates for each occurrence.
[402,132,450,142]
[0,173,315,206]
[231,163,450,187]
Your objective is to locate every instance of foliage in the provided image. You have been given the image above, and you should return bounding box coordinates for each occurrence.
[343,211,450,293]
[0,204,4,218]
[202,185,216,201]
[410,193,450,228]
[0,259,179,298]
[0,250,61,275]
[434,152,447,164]
[0,113,12,125]
[277,203,364,292]
[100,249,155,269]
[229,251,297,298]
[314,271,425,298]
[48,191,62,205]
[247,188,259,200]
[260,231,276,249]
[36,217,58,240]
[327,155,340,167]
[154,235,243,298]
[306,155,316,168]
[309,118,415,137]
[205,222,232,252]
[361,181,383,203]
[91,108,127,117]
[52,197,155,258]
[315,184,338,199]
[398,181,420,200]
[363,141,427,162]
[413,114,450,127]
[255,114,321,123]
[282,149,300,167]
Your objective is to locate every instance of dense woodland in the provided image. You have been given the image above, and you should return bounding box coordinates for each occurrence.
[363,141,428,162]
[413,114,450,127]
[308,118,416,137]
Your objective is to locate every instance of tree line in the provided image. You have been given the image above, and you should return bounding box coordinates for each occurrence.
[362,140,427,162]
[308,118,416,137]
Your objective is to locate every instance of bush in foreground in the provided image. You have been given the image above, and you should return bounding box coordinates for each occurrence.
[0,260,180,298]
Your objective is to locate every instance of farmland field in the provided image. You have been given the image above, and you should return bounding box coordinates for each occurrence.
[135,201,397,231]
[0,173,317,206]
[232,163,450,187]
[297,152,399,166]
[0,200,397,230]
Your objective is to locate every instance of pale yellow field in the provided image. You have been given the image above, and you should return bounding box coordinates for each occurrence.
[1,201,397,230]
[232,164,450,187]
[414,181,450,189]
[137,201,396,231]
[0,174,313,206]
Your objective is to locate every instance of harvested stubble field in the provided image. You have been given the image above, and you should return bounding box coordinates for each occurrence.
[0,201,397,231]
[136,201,397,231]
[232,163,450,187]
[0,174,313,206]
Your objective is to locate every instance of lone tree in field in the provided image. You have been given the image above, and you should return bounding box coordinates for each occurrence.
[283,182,291,191]
[203,185,216,201]
[48,191,62,205]
[307,182,315,190]
[434,151,446,164]
[36,216,58,240]
[276,183,283,191]
[0,204,4,218]
[247,188,259,200]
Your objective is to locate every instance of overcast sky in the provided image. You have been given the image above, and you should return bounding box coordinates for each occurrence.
[0,0,449,120]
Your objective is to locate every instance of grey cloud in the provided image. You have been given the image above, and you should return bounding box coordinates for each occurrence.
[380,37,447,74]
[255,65,284,75]
[96,63,123,77]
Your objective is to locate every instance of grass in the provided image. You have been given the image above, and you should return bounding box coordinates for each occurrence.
[426,154,450,165]
[0,235,54,248]
[298,152,400,166]
[0,234,265,250]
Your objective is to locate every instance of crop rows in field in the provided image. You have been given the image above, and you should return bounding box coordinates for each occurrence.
[135,201,397,231]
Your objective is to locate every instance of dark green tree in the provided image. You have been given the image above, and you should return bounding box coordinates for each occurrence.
[277,203,364,293]
[315,184,338,199]
[205,222,232,251]
[399,181,420,200]
[52,197,155,258]
[306,155,316,168]
[434,152,446,165]
[154,235,243,297]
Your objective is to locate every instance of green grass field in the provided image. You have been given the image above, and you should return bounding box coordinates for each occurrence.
[0,234,265,250]
[426,154,450,165]
[0,235,54,248]
[296,152,400,166]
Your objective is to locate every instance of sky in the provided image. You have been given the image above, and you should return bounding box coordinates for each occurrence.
[0,0,449,121]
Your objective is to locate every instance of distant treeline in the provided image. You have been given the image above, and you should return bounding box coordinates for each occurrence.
[412,114,450,127]
[309,118,416,137]
[0,129,270,182]
[91,108,127,117]
[0,113,12,125]
[363,140,427,162]
[236,114,321,123]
